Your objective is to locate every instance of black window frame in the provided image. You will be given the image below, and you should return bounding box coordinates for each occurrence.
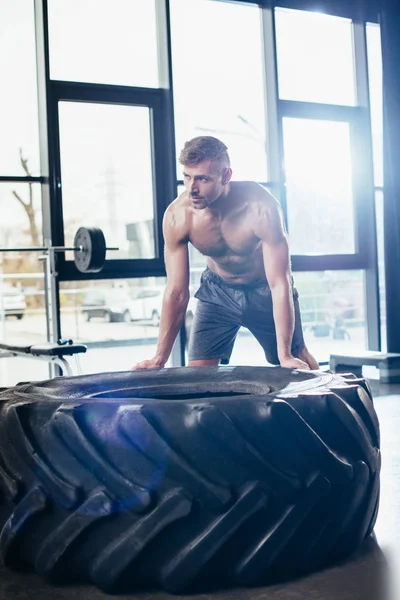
[49,80,175,282]
[277,101,376,273]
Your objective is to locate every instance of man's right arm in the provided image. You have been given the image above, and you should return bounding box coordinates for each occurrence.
[133,204,190,370]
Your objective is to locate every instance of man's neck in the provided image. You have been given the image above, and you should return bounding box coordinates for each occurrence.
[209,184,232,212]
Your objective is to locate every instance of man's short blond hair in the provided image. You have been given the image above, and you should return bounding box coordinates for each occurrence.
[179,136,230,173]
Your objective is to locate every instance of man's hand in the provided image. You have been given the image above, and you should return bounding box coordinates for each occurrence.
[280,356,310,370]
[132,357,164,371]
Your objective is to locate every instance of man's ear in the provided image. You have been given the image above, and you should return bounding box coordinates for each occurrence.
[221,167,233,185]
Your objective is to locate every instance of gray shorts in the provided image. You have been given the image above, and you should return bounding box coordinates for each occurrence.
[188,268,306,365]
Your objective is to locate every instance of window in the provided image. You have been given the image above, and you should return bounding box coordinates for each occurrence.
[367,24,385,349]
[375,189,385,350]
[0,182,42,248]
[59,277,168,373]
[171,0,268,182]
[275,8,356,106]
[219,271,367,367]
[0,0,40,175]
[48,0,159,87]
[367,24,383,187]
[0,182,44,336]
[231,269,367,366]
[0,184,47,386]
[282,117,356,255]
[295,270,367,362]
[58,102,156,259]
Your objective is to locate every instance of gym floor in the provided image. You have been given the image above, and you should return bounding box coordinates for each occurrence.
[0,378,398,600]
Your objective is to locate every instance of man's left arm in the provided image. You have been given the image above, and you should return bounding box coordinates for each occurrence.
[254,194,309,370]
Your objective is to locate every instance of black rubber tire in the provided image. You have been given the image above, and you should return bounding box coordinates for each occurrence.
[0,366,380,594]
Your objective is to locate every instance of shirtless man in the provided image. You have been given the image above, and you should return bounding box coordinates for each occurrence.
[134,136,318,371]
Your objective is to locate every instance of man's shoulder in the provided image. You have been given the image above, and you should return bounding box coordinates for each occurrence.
[232,180,274,198]
[232,181,277,209]
[163,191,190,243]
[166,189,190,213]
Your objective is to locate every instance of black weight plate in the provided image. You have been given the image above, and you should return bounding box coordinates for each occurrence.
[74,227,106,273]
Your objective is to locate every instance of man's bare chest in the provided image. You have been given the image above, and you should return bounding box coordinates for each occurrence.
[189,215,257,258]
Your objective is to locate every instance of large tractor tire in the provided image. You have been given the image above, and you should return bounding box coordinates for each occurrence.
[0,366,380,594]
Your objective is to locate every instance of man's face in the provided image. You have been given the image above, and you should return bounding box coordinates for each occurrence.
[183,160,229,210]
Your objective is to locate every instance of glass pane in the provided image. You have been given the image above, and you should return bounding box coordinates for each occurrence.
[0,181,43,248]
[275,8,356,106]
[48,0,159,87]
[171,0,268,181]
[0,270,48,386]
[375,190,386,351]
[367,24,383,187]
[282,117,355,254]
[59,102,156,258]
[59,277,169,373]
[230,270,367,366]
[0,0,40,176]
[0,183,47,386]
[295,270,367,362]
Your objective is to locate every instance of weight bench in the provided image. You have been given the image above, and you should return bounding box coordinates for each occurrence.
[0,340,87,376]
[330,350,400,384]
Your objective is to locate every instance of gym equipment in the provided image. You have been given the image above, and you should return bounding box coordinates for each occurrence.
[0,338,87,376]
[0,366,380,594]
[330,350,400,383]
[0,226,118,273]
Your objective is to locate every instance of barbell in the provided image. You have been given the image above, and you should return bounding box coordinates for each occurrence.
[0,227,119,273]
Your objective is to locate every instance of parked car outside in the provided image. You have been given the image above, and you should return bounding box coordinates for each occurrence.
[82,287,163,324]
[0,283,26,320]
